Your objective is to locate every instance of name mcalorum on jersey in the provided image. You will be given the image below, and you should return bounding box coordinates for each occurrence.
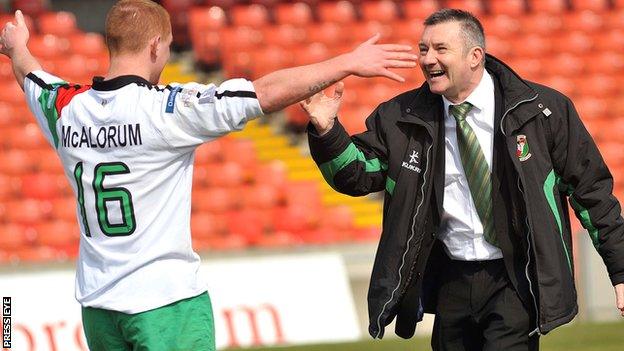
[62,124,142,148]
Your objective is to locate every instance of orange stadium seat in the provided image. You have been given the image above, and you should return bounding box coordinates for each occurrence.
[0,81,26,105]
[484,35,513,59]
[218,26,264,53]
[251,46,295,78]
[241,183,282,209]
[360,0,400,23]
[584,52,624,74]
[262,25,307,48]
[403,0,440,20]
[272,204,318,233]
[444,0,486,15]
[252,160,289,188]
[346,21,396,44]
[28,34,68,60]
[317,0,358,23]
[320,205,354,231]
[518,13,564,35]
[255,230,301,248]
[528,0,570,13]
[204,162,247,187]
[571,0,610,11]
[274,2,314,25]
[283,180,322,209]
[0,223,34,251]
[481,15,522,38]
[0,175,20,201]
[68,33,107,58]
[304,22,347,46]
[0,102,15,127]
[550,31,595,55]
[34,220,79,248]
[0,150,37,175]
[562,10,605,32]
[221,138,258,165]
[391,19,424,42]
[49,197,77,221]
[19,173,65,200]
[341,105,374,135]
[226,209,272,245]
[576,74,621,98]
[5,123,48,149]
[230,3,270,27]
[48,55,90,83]
[593,29,624,51]
[191,212,228,240]
[489,0,527,15]
[540,76,577,98]
[38,11,78,37]
[292,42,331,66]
[192,187,239,213]
[188,6,226,65]
[195,140,224,165]
[4,199,48,224]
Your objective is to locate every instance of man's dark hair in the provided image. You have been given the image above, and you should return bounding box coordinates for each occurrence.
[424,9,486,53]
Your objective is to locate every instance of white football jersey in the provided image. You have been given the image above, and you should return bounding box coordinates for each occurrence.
[24,70,263,313]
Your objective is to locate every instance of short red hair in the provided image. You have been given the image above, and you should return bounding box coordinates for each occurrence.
[105,0,171,55]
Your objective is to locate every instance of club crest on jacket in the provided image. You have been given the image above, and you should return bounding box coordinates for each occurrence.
[516,134,532,162]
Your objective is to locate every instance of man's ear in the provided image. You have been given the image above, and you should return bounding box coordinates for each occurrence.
[149,35,161,61]
[471,46,485,69]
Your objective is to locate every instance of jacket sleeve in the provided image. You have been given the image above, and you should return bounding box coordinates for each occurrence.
[549,96,624,286]
[307,107,388,196]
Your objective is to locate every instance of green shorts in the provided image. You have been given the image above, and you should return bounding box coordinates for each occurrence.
[82,292,215,351]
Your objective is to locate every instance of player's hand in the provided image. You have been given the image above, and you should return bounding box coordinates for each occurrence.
[615,283,624,317]
[300,81,344,136]
[0,10,30,57]
[346,33,417,82]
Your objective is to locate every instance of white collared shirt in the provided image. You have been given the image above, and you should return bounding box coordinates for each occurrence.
[438,71,503,261]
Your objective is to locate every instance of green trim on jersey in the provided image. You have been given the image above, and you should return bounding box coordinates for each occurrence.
[37,81,66,148]
[319,143,388,189]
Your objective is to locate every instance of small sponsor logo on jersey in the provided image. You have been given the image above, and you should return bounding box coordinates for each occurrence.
[516,134,532,162]
[165,86,183,113]
[402,150,421,173]
[198,86,216,105]
[180,88,198,107]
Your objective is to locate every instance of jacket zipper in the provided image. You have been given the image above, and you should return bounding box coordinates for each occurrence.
[518,178,542,337]
[501,93,542,336]
[374,142,433,338]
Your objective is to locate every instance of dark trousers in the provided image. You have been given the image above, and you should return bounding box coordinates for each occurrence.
[431,254,539,351]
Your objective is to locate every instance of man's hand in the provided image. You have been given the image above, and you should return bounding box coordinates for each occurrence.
[346,33,417,82]
[300,81,344,136]
[0,10,30,57]
[616,283,624,317]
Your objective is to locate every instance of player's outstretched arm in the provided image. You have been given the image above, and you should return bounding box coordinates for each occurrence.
[253,33,416,114]
[0,10,42,90]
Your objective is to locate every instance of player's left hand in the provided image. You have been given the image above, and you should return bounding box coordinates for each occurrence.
[615,283,624,317]
[346,33,417,83]
[300,81,344,136]
[0,10,30,57]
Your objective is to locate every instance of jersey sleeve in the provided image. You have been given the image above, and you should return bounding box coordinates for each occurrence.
[152,78,264,148]
[23,70,68,149]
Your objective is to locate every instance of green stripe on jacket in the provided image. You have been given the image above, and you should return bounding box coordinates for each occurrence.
[319,143,387,190]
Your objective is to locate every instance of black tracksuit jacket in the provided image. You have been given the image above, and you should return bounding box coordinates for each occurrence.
[307,55,624,339]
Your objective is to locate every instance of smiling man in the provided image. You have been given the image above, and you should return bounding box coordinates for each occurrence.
[302,8,624,351]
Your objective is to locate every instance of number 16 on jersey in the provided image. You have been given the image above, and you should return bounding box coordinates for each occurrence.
[73,162,137,237]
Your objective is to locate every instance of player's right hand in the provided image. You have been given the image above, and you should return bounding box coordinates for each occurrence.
[346,33,417,82]
[0,10,30,57]
[300,81,344,136]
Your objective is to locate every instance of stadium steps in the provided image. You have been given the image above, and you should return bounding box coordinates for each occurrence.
[234,119,383,230]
